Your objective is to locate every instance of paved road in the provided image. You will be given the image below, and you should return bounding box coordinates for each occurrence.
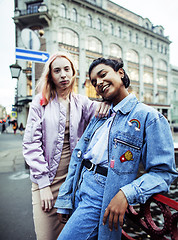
[0,133,36,240]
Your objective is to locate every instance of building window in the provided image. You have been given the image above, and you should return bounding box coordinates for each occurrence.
[145,22,149,29]
[165,47,167,55]
[118,27,122,38]
[157,92,167,104]
[60,4,67,18]
[158,59,167,71]
[157,75,167,86]
[27,2,41,14]
[129,31,132,42]
[58,28,79,47]
[126,49,139,63]
[71,8,77,22]
[144,55,153,67]
[87,14,92,27]
[144,90,153,103]
[136,33,138,44]
[150,40,152,49]
[97,18,102,31]
[109,23,114,35]
[109,43,122,58]
[157,43,159,52]
[145,37,147,48]
[143,72,153,84]
[86,36,102,53]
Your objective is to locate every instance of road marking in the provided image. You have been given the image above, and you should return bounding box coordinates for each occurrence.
[9,171,30,180]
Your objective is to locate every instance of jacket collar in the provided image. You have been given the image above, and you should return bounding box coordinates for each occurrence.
[113,94,138,115]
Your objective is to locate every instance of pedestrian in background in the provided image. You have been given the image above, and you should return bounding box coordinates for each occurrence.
[55,57,178,240]
[19,123,25,136]
[23,51,110,240]
[12,120,18,134]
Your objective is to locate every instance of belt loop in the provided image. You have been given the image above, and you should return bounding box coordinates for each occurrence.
[93,164,97,174]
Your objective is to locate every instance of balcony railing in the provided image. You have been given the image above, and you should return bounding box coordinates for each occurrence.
[122,193,178,240]
[13,4,51,27]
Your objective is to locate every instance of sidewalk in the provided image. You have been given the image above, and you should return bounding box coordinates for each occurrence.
[0,130,25,173]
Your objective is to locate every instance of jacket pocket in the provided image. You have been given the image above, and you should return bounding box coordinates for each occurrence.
[111,135,142,174]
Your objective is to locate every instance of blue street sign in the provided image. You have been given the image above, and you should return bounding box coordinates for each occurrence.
[15,48,50,63]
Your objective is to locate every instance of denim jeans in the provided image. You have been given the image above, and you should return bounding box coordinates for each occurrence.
[57,167,106,240]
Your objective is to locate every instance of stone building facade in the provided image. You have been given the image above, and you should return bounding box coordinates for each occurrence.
[13,0,176,125]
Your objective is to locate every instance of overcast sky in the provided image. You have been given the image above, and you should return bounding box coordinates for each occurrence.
[0,0,177,113]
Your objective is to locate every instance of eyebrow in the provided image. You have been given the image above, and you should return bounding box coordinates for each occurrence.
[97,69,104,75]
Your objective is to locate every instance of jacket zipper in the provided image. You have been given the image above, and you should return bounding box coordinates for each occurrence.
[108,114,117,163]
[114,138,141,150]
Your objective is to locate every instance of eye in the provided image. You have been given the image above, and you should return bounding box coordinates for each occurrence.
[100,72,106,78]
[91,79,97,87]
[64,67,70,71]
[54,68,60,73]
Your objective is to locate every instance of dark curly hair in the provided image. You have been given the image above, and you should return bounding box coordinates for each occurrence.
[89,57,130,88]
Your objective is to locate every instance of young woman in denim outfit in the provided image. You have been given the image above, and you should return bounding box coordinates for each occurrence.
[23,52,110,240]
[55,57,178,240]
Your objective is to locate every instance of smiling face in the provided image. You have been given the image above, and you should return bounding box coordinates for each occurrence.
[50,56,74,91]
[90,64,128,105]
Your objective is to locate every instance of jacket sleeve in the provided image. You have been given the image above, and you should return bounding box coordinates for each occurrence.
[121,114,178,205]
[82,95,98,126]
[23,96,50,189]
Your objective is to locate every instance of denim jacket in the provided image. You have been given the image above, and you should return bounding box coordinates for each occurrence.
[55,94,177,240]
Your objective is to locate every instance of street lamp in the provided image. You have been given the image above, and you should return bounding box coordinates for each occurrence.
[9,63,22,120]
[9,63,22,79]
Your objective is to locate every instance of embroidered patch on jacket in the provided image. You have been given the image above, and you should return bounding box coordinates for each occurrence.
[110,159,115,168]
[120,150,133,163]
[128,119,141,131]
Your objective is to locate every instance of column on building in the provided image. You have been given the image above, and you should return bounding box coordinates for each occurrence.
[79,33,86,95]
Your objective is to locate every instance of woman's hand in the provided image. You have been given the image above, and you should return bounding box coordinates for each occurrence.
[103,190,128,231]
[39,186,54,212]
[57,213,70,224]
[95,102,111,118]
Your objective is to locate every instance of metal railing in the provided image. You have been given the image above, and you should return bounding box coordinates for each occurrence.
[122,193,178,240]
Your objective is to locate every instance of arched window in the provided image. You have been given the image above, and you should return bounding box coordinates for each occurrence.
[157,59,167,87]
[109,43,122,58]
[86,36,102,53]
[97,18,102,31]
[60,4,67,18]
[146,22,149,29]
[87,14,92,27]
[58,28,79,47]
[158,59,167,71]
[71,8,77,22]
[126,49,139,63]
[144,55,153,67]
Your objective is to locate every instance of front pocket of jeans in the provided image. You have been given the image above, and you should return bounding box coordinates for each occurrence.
[94,173,106,188]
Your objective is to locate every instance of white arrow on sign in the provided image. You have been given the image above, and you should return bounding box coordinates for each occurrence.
[16,48,50,63]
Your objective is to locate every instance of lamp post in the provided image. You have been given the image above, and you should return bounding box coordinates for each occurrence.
[9,63,22,120]
[9,63,22,79]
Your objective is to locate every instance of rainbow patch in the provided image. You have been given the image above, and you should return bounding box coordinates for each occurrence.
[129,119,141,129]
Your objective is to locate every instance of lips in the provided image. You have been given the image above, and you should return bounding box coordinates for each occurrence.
[60,80,69,85]
[101,84,110,93]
